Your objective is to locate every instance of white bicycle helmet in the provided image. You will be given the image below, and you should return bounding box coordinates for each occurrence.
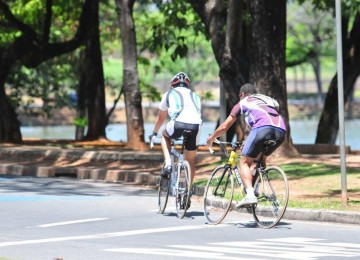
[171,72,190,88]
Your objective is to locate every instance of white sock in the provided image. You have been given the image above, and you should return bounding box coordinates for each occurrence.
[165,159,171,167]
[246,188,255,198]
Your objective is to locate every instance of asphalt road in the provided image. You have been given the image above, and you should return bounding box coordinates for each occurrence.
[0,176,360,260]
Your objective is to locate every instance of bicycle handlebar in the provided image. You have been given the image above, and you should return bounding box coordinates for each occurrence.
[208,138,221,154]
[208,138,244,155]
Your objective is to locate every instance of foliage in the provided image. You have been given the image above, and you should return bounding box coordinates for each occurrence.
[6,54,78,117]
[0,0,82,45]
[1,1,83,118]
[134,1,218,82]
[286,1,336,66]
[73,116,87,127]
[200,91,215,102]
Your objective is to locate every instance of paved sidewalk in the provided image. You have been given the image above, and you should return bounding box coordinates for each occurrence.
[0,144,359,226]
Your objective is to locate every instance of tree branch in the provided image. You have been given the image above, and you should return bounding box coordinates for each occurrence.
[286,50,317,67]
[0,1,37,39]
[43,0,53,43]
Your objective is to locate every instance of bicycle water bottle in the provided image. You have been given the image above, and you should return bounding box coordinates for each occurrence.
[229,151,237,167]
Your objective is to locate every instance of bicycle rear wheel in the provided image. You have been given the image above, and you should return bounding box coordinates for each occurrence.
[203,165,234,224]
[175,160,191,219]
[252,166,289,228]
[158,164,170,214]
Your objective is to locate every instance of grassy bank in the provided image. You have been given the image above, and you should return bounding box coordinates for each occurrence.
[194,162,360,212]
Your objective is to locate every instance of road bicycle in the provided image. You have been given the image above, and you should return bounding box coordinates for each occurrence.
[150,131,192,219]
[204,138,289,228]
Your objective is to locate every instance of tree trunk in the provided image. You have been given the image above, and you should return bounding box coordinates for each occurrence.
[115,0,147,150]
[190,0,248,107]
[0,70,22,143]
[189,0,298,156]
[310,56,324,104]
[248,0,298,157]
[315,12,360,144]
[189,0,248,142]
[80,0,107,140]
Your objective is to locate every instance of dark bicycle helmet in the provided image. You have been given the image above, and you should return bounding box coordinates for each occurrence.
[171,72,190,88]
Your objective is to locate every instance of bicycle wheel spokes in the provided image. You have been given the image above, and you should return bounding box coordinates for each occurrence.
[203,165,234,224]
[252,166,289,228]
[175,161,191,219]
[158,164,170,214]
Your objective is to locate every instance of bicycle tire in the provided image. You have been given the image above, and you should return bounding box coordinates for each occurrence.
[158,164,170,214]
[203,165,234,224]
[175,160,191,219]
[252,166,289,228]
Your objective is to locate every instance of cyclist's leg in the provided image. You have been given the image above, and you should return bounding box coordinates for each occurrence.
[184,149,196,183]
[161,121,177,176]
[240,127,262,190]
[239,155,255,190]
[237,128,263,207]
[161,133,171,162]
[172,122,199,185]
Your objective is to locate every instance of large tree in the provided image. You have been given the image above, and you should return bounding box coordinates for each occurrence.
[188,0,298,156]
[115,0,147,150]
[79,0,107,140]
[316,10,360,144]
[0,0,91,143]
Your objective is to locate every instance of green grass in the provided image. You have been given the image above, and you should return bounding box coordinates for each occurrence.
[194,162,360,211]
[288,199,360,211]
[282,163,360,178]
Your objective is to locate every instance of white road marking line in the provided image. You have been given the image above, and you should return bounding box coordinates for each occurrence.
[104,238,360,259]
[104,247,257,260]
[37,218,109,228]
[0,225,206,247]
[259,237,360,248]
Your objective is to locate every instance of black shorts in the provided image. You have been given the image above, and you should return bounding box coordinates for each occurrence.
[242,126,286,158]
[165,121,200,151]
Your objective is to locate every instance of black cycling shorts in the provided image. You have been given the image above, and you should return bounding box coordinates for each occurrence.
[165,121,200,151]
[242,126,286,158]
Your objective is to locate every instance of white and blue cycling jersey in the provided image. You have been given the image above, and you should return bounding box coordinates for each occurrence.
[159,86,202,125]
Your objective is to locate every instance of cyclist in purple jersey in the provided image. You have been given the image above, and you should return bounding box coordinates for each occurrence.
[206,83,286,207]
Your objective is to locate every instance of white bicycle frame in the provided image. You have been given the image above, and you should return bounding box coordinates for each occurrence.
[170,142,186,196]
[150,135,187,197]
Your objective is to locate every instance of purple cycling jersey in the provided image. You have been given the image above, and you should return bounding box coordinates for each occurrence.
[230,95,286,131]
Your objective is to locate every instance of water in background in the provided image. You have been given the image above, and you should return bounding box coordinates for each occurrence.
[21,120,360,150]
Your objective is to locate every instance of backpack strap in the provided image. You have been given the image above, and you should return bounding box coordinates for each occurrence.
[166,89,184,120]
[252,94,278,109]
[189,91,201,114]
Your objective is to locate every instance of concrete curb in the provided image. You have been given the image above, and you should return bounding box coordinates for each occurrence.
[283,208,360,225]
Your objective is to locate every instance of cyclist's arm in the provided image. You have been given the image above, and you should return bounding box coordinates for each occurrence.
[152,109,167,136]
[206,115,236,147]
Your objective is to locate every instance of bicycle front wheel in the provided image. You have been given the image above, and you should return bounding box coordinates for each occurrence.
[252,166,289,228]
[203,165,234,225]
[158,164,170,214]
[175,160,191,219]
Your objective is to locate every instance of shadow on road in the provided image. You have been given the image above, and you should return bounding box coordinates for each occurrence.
[0,175,157,197]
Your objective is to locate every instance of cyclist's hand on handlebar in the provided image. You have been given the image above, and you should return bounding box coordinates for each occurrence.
[149,133,157,149]
[205,136,213,149]
[206,134,218,154]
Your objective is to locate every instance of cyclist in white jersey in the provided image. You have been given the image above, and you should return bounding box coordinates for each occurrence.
[206,83,286,207]
[150,72,202,207]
